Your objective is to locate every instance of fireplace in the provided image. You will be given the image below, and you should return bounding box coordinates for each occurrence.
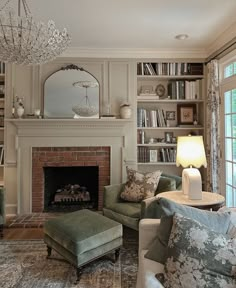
[10,119,132,214]
[32,146,110,212]
[44,166,99,212]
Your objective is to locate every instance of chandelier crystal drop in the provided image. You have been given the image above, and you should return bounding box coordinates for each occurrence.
[0,0,71,65]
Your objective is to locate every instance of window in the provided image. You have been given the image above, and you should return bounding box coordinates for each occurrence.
[223,89,236,206]
[220,53,236,207]
[224,62,236,78]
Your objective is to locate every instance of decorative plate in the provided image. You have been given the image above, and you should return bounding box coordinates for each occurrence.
[156,84,166,97]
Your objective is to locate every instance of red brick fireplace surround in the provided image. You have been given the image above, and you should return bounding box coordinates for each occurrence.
[32,146,110,212]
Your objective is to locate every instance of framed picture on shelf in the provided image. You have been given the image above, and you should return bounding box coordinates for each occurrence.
[166,111,176,120]
[164,132,173,143]
[177,104,196,125]
[149,150,158,162]
[140,85,156,96]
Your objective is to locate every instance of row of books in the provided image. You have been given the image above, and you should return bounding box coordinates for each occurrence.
[0,62,5,75]
[137,108,167,127]
[167,80,202,100]
[138,147,176,163]
[137,62,203,76]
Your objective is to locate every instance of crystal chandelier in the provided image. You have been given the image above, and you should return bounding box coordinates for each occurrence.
[0,0,71,65]
[72,81,99,117]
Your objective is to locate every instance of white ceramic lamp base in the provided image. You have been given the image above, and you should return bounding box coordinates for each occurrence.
[182,168,202,200]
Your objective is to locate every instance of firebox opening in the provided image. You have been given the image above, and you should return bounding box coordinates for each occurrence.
[44,166,99,212]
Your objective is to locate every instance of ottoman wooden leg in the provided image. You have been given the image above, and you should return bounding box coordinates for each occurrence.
[46,245,52,258]
[0,224,3,238]
[75,267,83,283]
[113,248,120,263]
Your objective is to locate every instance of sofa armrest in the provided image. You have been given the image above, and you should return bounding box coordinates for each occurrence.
[103,183,125,208]
[0,188,5,224]
[139,218,160,252]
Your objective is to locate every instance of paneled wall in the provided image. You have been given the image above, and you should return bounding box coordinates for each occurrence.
[4,58,137,215]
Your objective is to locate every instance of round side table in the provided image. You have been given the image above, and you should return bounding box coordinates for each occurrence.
[158,191,225,211]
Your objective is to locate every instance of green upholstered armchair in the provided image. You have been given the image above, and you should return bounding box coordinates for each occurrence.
[103,173,182,231]
[0,188,5,238]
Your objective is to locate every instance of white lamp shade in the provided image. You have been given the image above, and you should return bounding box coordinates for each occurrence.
[176,136,207,168]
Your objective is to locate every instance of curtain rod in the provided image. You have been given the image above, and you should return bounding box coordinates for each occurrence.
[205,37,236,65]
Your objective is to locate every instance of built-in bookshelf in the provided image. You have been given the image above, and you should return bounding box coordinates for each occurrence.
[136,61,205,175]
[0,62,5,186]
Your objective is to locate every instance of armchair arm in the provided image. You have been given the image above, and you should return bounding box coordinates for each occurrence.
[140,175,182,219]
[141,195,161,219]
[0,188,5,224]
[103,183,125,208]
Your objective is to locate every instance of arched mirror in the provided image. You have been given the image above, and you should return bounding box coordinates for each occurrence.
[44,64,100,118]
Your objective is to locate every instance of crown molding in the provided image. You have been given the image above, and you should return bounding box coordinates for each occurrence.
[206,21,236,58]
[61,47,208,60]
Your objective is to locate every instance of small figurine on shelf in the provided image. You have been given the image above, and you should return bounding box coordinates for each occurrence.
[193,114,198,125]
[16,96,24,118]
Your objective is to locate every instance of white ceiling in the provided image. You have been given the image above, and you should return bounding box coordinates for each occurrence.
[9,0,236,58]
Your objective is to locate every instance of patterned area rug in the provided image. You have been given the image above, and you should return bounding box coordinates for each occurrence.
[0,229,138,288]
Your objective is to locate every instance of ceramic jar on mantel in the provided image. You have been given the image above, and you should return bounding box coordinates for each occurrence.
[120,103,132,119]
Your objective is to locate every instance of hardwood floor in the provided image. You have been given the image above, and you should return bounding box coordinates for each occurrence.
[2,228,44,240]
[2,213,59,240]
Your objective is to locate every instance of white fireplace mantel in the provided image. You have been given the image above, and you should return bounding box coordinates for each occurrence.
[6,117,135,214]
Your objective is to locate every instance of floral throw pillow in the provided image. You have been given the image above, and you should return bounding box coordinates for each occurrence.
[120,167,162,202]
[156,213,236,288]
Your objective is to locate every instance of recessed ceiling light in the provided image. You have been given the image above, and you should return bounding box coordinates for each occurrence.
[175,34,189,40]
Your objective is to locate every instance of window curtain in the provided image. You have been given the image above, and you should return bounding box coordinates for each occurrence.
[206,60,221,193]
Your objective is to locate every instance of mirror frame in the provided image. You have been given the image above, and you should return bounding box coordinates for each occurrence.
[43,64,100,118]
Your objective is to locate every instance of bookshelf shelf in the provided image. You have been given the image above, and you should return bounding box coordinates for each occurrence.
[137,126,204,130]
[137,97,204,103]
[137,75,204,80]
[138,162,176,166]
[137,143,177,147]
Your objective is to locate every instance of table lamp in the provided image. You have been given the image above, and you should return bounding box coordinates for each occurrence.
[176,135,207,200]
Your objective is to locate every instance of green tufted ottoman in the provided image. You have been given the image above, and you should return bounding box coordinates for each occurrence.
[44,209,123,281]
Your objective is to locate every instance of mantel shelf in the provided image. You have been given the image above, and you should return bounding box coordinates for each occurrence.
[6,118,133,129]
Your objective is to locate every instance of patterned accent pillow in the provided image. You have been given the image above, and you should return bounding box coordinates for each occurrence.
[157,213,236,288]
[120,167,162,202]
[219,207,236,238]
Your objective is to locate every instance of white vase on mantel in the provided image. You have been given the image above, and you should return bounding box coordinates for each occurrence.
[120,104,132,119]
[17,105,24,118]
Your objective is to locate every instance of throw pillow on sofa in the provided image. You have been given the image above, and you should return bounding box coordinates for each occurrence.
[145,197,231,264]
[120,167,162,202]
[219,207,236,238]
[156,213,236,288]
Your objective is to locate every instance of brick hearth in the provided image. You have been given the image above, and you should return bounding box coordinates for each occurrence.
[32,147,110,212]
